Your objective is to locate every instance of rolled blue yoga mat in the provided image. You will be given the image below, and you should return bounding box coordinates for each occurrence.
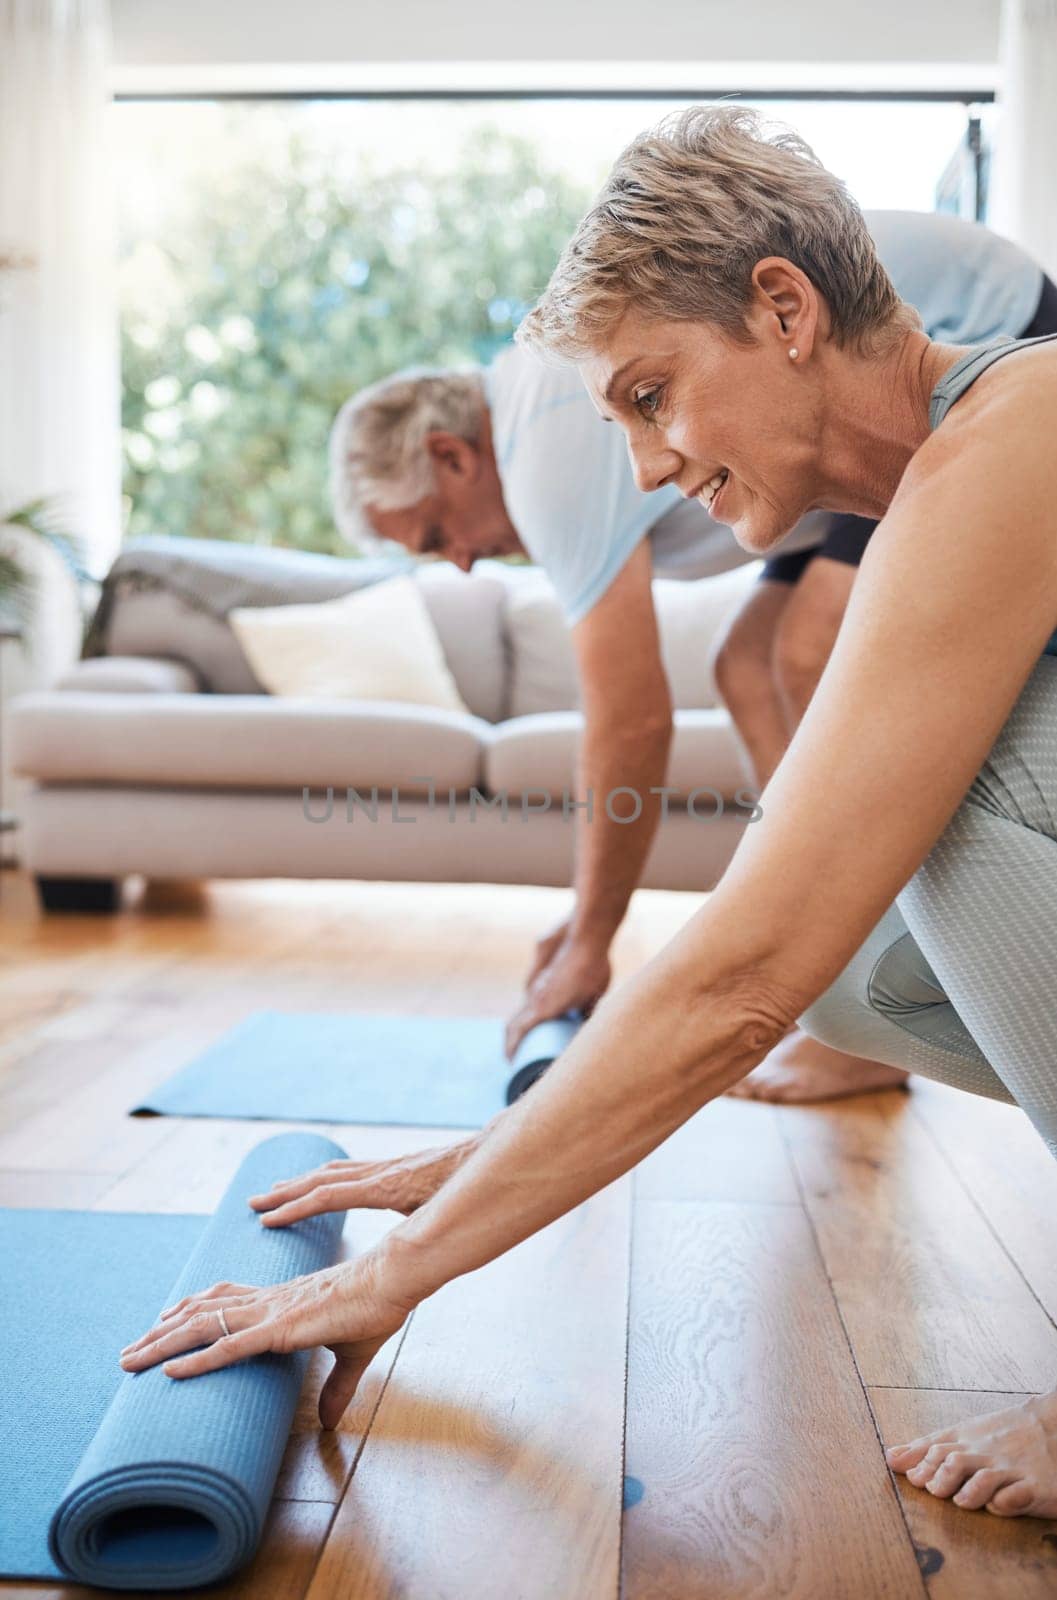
[133,1009,585,1127]
[505,1012,583,1103]
[0,1132,346,1590]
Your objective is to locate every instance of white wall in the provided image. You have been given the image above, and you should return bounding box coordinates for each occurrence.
[111,0,1001,70]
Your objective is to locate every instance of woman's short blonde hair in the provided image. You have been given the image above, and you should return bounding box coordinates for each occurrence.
[517,105,921,361]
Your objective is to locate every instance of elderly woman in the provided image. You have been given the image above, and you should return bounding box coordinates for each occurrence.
[123,108,1057,1520]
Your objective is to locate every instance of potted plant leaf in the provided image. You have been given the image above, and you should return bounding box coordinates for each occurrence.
[0,498,92,646]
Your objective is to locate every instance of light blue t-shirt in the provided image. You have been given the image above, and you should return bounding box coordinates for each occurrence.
[487,210,1043,624]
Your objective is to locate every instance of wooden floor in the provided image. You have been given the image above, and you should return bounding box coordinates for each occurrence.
[2,865,1057,1599]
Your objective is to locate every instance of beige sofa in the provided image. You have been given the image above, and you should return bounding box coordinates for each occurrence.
[8,537,758,911]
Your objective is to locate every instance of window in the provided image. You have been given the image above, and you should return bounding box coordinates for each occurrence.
[114,95,981,553]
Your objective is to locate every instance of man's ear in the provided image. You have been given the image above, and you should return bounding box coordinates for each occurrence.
[425,431,480,481]
[749,257,820,359]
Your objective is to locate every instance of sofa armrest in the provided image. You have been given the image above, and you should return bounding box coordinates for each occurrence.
[53,656,201,694]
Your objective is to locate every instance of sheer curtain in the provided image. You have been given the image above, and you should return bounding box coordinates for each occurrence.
[0,0,119,576]
[0,0,117,837]
[991,0,1057,280]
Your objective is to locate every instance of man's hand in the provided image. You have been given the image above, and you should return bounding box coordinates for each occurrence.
[504,918,611,1056]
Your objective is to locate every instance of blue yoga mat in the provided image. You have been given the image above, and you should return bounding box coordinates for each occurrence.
[133,1010,583,1128]
[0,1132,346,1590]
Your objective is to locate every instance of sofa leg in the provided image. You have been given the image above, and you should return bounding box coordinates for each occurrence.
[35,875,122,914]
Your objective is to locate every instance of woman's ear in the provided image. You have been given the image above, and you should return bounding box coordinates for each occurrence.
[749,257,819,359]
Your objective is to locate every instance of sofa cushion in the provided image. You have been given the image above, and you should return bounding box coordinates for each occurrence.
[53,656,201,694]
[502,564,758,719]
[229,577,470,714]
[85,536,508,721]
[483,708,753,802]
[10,691,487,793]
[414,564,508,723]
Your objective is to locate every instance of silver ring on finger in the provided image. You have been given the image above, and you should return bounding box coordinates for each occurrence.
[215,1306,231,1339]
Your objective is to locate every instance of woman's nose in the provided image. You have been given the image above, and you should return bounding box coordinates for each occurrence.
[628,438,680,494]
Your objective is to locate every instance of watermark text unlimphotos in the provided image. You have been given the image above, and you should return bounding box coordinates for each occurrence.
[302,778,762,825]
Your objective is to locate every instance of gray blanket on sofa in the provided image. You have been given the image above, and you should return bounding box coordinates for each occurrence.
[83,535,406,658]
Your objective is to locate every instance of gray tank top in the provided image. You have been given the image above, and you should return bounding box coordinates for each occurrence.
[929,331,1057,429]
[927,332,1057,656]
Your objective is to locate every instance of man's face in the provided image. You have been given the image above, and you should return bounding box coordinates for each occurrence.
[367,434,522,572]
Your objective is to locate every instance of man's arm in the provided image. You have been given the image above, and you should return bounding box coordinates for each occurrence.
[505,539,674,1052]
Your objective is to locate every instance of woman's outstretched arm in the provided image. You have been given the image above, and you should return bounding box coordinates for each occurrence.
[363,372,1057,1305]
[124,367,1057,1414]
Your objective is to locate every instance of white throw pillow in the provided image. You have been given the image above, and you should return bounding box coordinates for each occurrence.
[228,575,471,715]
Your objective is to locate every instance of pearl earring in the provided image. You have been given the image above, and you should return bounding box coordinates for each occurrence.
[788,347,799,361]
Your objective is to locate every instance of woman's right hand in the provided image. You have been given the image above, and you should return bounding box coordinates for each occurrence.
[248,1134,483,1227]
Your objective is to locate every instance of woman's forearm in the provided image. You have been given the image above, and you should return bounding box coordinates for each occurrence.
[375,912,792,1306]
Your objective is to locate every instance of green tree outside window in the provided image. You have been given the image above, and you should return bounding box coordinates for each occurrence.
[120,108,591,556]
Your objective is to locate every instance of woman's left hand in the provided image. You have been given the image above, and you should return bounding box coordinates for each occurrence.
[119,1251,413,1429]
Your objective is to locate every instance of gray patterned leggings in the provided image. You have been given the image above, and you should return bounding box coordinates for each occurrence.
[799,653,1057,1159]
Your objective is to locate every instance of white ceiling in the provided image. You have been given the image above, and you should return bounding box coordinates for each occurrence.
[110,0,1002,71]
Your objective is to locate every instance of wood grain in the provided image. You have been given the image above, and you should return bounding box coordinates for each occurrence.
[622,1199,924,1600]
[636,1095,800,1204]
[780,1093,1057,1390]
[909,1080,1057,1326]
[869,1388,1057,1599]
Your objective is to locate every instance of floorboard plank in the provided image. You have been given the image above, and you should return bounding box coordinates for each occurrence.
[0,1169,119,1208]
[780,1094,1057,1390]
[909,1081,1057,1328]
[636,1096,800,1204]
[621,1199,923,1600]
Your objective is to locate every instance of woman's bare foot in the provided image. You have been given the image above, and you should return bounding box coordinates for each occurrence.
[887,1390,1057,1518]
[727,1027,910,1103]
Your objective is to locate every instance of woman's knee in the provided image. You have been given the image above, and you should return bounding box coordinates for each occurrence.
[797,907,907,1057]
[799,966,876,1057]
[800,904,1012,1100]
[797,905,946,1065]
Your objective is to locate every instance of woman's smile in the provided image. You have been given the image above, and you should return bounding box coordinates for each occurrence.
[707,468,734,519]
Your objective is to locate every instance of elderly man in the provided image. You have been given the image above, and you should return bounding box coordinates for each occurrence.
[330,208,1053,1102]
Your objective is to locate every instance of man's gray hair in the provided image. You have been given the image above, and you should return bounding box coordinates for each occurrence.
[329,365,486,551]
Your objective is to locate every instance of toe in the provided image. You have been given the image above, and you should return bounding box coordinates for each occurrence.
[953,1468,1014,1511]
[906,1442,957,1485]
[924,1451,987,1499]
[987,1480,1036,1517]
[888,1431,955,1473]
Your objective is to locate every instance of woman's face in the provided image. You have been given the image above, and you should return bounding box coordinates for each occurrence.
[579,281,827,555]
